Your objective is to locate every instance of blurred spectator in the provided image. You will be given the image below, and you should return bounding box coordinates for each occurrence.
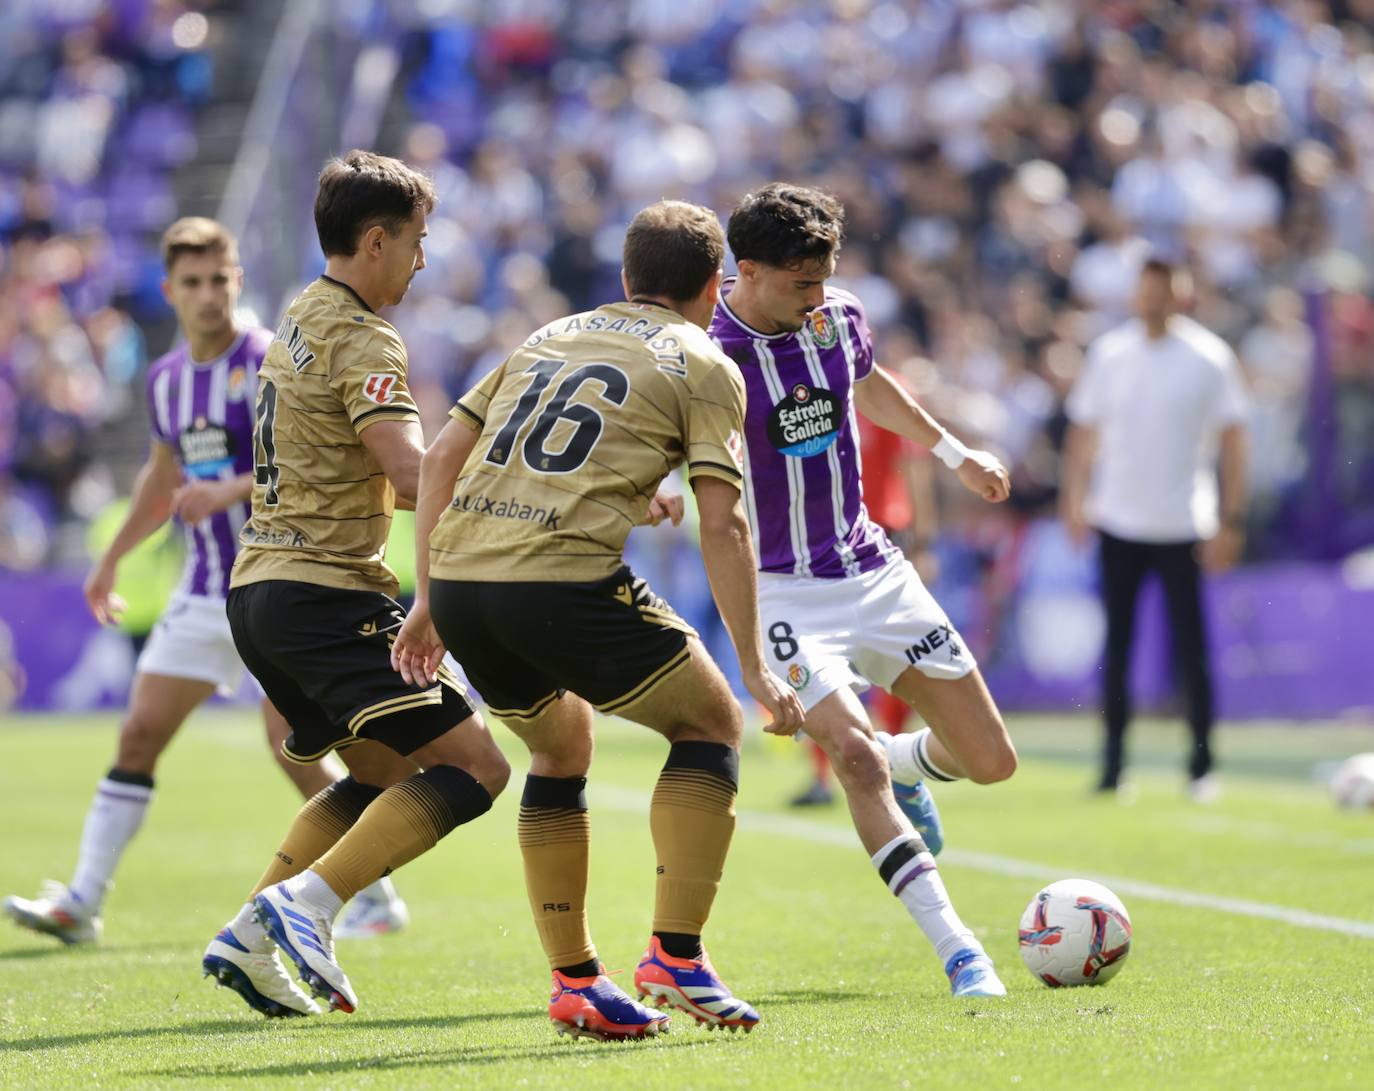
[9,0,1374,588]
[1,1,211,565]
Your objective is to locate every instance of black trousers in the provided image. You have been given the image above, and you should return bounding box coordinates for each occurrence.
[1097,530,1214,785]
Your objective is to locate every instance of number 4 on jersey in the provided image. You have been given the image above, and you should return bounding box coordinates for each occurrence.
[253,379,280,506]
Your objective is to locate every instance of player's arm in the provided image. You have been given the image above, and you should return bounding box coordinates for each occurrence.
[84,441,182,625]
[171,472,253,527]
[1059,423,1098,547]
[854,365,1009,503]
[1201,423,1248,572]
[391,416,480,685]
[902,452,941,583]
[694,477,805,736]
[360,418,425,505]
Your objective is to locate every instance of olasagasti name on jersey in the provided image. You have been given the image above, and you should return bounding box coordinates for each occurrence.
[521,313,689,373]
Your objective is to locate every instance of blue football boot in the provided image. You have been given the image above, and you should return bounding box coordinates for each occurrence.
[946,947,1007,998]
[891,779,944,856]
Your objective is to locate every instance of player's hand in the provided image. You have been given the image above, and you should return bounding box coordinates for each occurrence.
[390,600,446,687]
[82,561,126,626]
[1200,525,1244,573]
[910,545,941,585]
[1060,497,1092,548]
[956,451,1010,504]
[641,489,685,528]
[744,665,806,737]
[171,480,232,526]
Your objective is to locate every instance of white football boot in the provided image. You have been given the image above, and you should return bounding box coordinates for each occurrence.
[254,877,359,1013]
[335,879,409,940]
[4,881,101,945]
[202,907,321,1018]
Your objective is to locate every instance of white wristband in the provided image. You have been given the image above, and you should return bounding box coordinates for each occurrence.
[932,432,971,470]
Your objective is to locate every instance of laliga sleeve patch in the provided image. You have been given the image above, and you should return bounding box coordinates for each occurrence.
[363,373,398,405]
[726,430,745,470]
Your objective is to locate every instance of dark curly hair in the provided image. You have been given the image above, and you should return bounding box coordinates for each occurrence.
[314,149,438,258]
[726,183,844,269]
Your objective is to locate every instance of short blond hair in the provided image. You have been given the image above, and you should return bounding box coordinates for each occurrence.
[160,217,239,271]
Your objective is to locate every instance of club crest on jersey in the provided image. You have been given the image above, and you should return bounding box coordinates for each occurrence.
[809,310,839,349]
[227,367,248,401]
[787,663,811,690]
[363,373,397,405]
[767,383,840,458]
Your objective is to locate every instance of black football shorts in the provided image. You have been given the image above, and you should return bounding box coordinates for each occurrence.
[428,565,695,722]
[227,579,475,763]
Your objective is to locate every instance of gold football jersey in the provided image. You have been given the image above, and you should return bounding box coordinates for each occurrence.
[232,276,420,595]
[430,300,746,582]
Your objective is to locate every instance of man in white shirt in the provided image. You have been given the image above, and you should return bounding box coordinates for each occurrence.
[1060,259,1249,801]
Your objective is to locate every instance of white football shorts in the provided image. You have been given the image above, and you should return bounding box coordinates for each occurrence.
[136,591,255,697]
[757,559,976,712]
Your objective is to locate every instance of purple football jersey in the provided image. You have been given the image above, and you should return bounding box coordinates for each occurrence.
[710,284,901,580]
[145,327,269,598]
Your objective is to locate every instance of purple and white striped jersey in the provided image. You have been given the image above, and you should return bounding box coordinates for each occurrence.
[710,283,902,580]
[145,327,269,598]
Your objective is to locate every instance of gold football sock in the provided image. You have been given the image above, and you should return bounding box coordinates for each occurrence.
[312,766,492,902]
[249,776,382,898]
[650,741,739,938]
[518,775,596,971]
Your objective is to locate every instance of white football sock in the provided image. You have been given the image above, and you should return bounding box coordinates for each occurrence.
[878,731,924,786]
[69,774,154,910]
[906,727,961,783]
[229,900,271,951]
[289,869,344,919]
[871,834,980,966]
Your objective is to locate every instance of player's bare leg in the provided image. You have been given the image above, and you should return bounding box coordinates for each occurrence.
[262,699,336,797]
[801,686,915,856]
[889,667,1017,785]
[802,682,1005,997]
[5,671,212,945]
[253,715,508,1012]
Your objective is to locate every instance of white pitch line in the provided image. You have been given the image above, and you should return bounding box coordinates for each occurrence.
[592,786,1374,941]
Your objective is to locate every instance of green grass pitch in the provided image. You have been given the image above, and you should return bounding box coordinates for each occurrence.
[2,710,1373,1089]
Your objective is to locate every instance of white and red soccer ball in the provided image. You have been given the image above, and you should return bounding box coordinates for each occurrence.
[1019,879,1133,987]
[1330,753,1374,810]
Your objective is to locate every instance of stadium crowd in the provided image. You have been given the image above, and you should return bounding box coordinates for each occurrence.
[5,0,1374,575]
[0,0,210,567]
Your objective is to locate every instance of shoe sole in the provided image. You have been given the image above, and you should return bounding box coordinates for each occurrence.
[551,1014,668,1042]
[253,897,356,1014]
[952,985,1008,998]
[637,982,756,1033]
[201,954,313,1018]
[3,901,93,945]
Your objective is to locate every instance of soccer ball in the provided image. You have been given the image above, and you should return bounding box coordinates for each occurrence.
[1330,753,1374,809]
[1018,879,1133,988]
